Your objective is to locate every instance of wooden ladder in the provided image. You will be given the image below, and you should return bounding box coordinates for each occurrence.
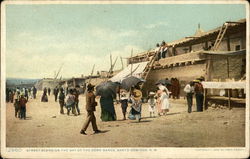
[212,23,229,51]
[141,52,157,81]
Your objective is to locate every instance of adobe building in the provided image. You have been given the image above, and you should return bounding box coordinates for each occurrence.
[126,19,246,97]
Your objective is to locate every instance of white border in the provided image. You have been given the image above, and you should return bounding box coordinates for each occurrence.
[1,0,249,158]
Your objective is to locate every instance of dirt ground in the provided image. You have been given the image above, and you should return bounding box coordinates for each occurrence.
[6,91,245,147]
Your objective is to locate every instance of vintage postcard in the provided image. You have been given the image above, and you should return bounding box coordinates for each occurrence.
[1,0,249,158]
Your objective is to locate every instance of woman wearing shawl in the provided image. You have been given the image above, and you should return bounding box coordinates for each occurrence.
[158,84,171,116]
[128,84,142,122]
[100,90,116,121]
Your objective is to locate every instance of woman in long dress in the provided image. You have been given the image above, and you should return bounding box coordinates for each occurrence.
[159,85,170,115]
[156,88,162,116]
[128,85,142,122]
[100,93,116,121]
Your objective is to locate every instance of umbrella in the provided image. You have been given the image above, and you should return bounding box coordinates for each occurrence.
[96,81,118,98]
[156,79,172,86]
[121,76,145,91]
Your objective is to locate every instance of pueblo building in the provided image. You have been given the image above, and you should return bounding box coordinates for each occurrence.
[111,19,246,97]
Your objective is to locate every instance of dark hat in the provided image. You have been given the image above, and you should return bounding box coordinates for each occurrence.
[198,76,205,81]
[87,83,95,90]
[69,89,74,94]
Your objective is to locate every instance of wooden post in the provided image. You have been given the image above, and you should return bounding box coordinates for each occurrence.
[130,49,133,76]
[189,45,192,52]
[120,56,124,69]
[226,56,231,109]
[203,88,207,110]
[228,89,231,109]
[227,36,231,51]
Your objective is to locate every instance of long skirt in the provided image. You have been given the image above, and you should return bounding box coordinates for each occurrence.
[128,106,141,120]
[100,97,116,121]
[101,109,116,121]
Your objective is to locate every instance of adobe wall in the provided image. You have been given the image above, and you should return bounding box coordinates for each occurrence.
[143,62,206,97]
[42,80,60,90]
[210,55,245,81]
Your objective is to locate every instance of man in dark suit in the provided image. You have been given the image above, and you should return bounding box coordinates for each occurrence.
[80,84,101,135]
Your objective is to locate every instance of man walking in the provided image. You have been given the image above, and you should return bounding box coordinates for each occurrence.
[80,84,101,135]
[184,81,194,113]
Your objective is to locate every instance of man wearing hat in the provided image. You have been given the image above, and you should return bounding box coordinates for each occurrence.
[58,87,65,114]
[80,84,101,135]
[184,81,195,113]
[19,94,27,120]
[194,77,204,112]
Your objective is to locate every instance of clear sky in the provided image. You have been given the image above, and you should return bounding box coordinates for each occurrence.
[5,3,246,79]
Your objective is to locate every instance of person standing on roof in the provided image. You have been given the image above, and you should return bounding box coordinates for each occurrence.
[155,43,161,61]
[160,41,168,58]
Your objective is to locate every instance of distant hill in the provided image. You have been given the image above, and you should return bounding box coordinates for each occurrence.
[6,78,40,86]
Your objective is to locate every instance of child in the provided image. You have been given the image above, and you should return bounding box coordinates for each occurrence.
[120,89,129,120]
[19,94,27,120]
[65,89,76,116]
[148,92,156,117]
[14,99,20,118]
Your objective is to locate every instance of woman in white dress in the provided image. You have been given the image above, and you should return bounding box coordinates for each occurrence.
[159,85,171,116]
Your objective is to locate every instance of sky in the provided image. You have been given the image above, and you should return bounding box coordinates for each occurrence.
[4,3,246,79]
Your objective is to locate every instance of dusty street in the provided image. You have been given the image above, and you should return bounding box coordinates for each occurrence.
[6,91,245,147]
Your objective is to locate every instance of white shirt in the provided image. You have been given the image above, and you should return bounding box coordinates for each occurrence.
[155,47,160,53]
[184,84,194,93]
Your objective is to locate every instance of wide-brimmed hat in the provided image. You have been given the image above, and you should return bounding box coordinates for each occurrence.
[133,89,142,101]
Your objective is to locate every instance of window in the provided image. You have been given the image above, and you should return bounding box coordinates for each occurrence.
[235,45,241,51]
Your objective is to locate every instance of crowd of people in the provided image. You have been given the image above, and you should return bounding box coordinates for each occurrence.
[7,86,37,120]
[7,76,205,135]
[41,86,81,116]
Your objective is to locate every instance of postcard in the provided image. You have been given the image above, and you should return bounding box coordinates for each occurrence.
[1,0,249,158]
